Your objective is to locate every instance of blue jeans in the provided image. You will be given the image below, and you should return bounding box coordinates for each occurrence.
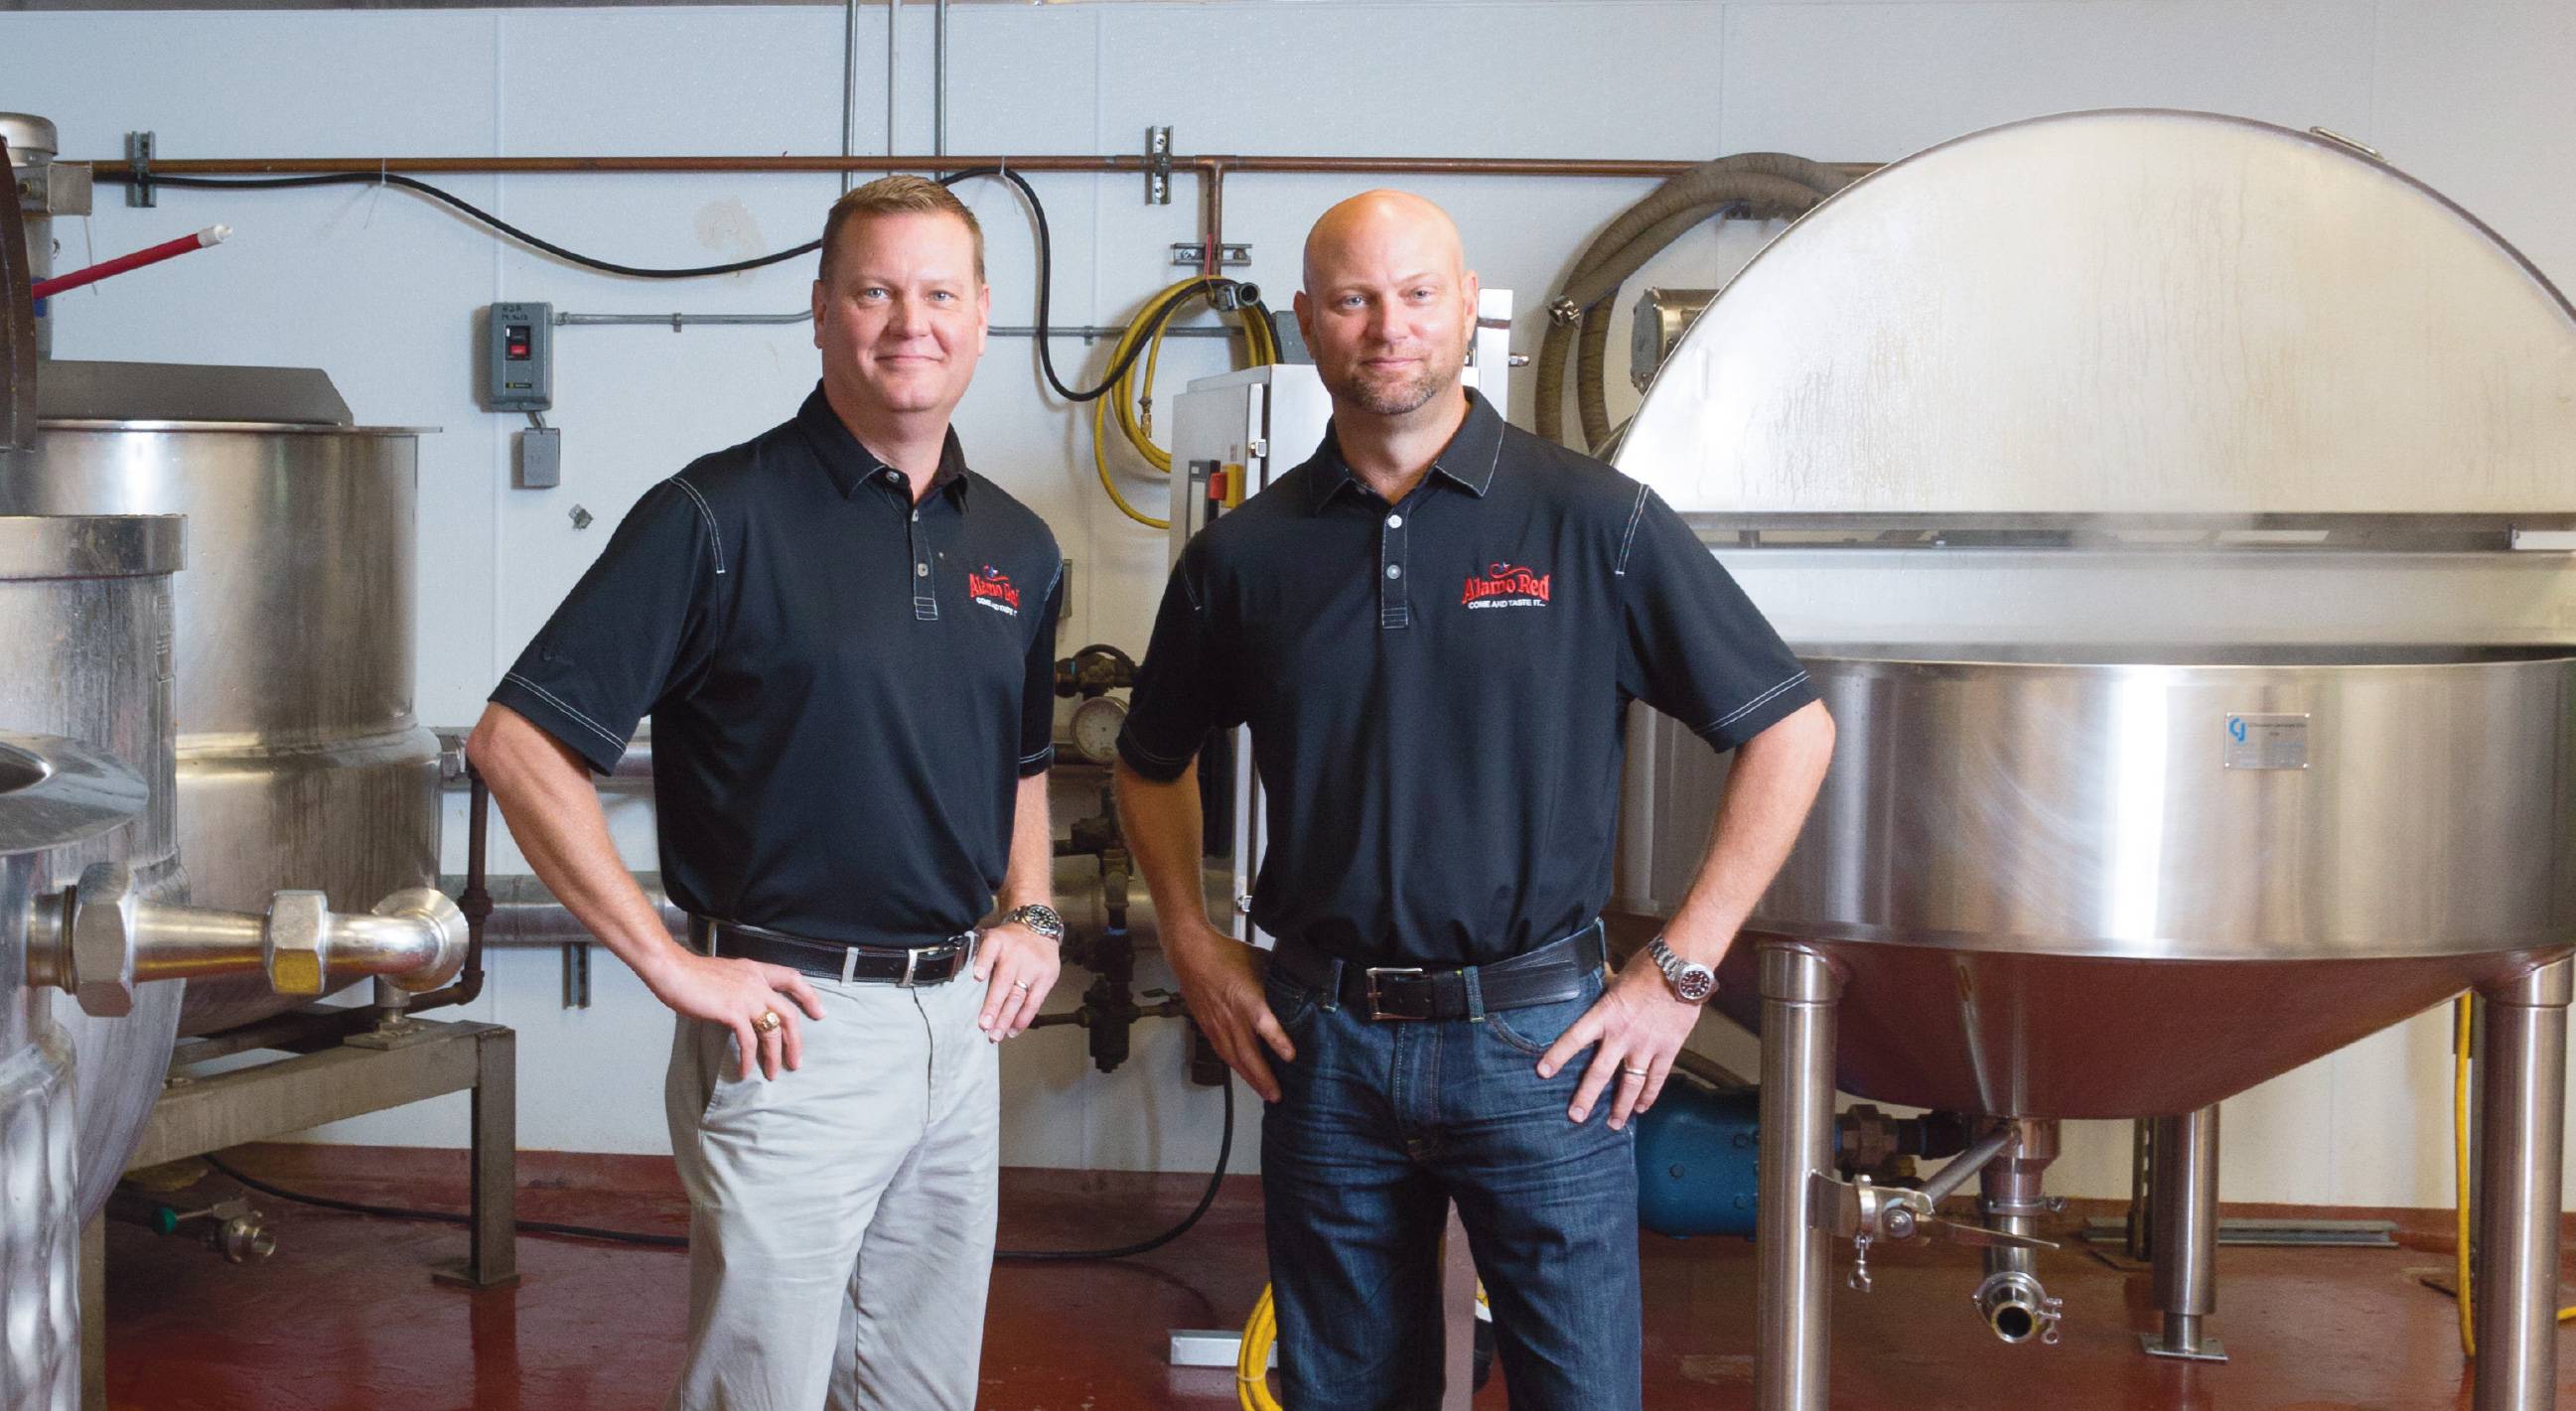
[1260,958,1643,1411]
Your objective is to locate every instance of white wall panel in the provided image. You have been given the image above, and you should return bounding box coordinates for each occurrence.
[5,0,2572,1205]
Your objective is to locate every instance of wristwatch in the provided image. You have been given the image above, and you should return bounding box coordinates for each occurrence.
[1001,904,1066,944]
[1646,936,1717,1004]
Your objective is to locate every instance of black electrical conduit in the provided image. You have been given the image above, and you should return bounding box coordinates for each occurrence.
[1533,153,1853,452]
[138,166,1190,406]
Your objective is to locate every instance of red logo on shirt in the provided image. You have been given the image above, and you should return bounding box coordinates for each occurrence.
[1461,562,1552,609]
[968,566,1021,616]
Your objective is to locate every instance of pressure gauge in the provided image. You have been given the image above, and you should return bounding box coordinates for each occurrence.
[1069,694,1128,766]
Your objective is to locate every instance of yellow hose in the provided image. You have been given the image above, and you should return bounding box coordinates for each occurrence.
[2449,992,2576,1359]
[1090,279,1279,530]
[1238,1282,1283,1411]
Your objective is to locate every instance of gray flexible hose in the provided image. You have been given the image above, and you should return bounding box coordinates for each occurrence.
[1535,154,1848,449]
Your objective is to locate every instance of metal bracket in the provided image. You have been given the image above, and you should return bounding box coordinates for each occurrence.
[1144,126,1173,206]
[561,940,592,1009]
[1170,242,1251,269]
[124,131,156,209]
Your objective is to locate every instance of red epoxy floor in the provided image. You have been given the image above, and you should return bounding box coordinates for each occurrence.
[102,1145,2572,1409]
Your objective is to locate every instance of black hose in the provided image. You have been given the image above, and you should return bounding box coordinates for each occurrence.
[201,1153,689,1250]
[121,166,1223,406]
[198,1076,1238,1262]
[996,1076,1235,1263]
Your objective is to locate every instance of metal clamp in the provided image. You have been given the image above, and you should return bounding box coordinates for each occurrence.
[1144,126,1173,206]
[124,131,156,209]
[1810,1171,2059,1293]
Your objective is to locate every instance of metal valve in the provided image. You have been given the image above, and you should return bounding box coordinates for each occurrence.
[1811,1171,2060,1293]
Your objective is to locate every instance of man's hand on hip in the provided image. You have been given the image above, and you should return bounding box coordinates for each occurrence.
[648,953,826,1082]
[1536,959,1704,1131]
[975,921,1061,1041]
[1167,922,1294,1103]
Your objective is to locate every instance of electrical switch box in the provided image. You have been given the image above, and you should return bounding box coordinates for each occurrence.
[517,427,562,489]
[482,302,553,412]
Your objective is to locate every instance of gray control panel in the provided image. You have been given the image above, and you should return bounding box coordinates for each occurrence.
[483,302,553,412]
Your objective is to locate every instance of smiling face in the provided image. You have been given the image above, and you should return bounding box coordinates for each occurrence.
[811,209,990,424]
[1294,191,1481,421]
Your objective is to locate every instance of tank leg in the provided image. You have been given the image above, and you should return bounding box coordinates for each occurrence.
[2471,957,2569,1411]
[80,1213,103,1411]
[1756,942,1843,1411]
[2141,1105,2227,1361]
[432,1025,518,1288]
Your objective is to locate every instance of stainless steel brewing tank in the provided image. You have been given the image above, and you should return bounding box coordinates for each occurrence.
[1623,643,2576,1117]
[0,514,188,1221]
[8,363,441,1036]
[1,733,149,1411]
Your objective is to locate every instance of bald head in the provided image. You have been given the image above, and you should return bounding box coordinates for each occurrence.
[1302,190,1467,296]
[1295,190,1481,423]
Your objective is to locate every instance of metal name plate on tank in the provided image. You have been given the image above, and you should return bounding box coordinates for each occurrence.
[2223,714,2310,770]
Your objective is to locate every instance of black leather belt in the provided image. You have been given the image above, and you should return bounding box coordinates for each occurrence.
[1269,920,1607,1022]
[690,916,977,987]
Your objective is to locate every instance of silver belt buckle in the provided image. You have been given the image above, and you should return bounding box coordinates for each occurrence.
[840,945,860,986]
[1363,966,1427,1020]
[899,946,923,988]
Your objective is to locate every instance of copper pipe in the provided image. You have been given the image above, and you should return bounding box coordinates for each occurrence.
[90,152,1876,182]
[1201,161,1226,279]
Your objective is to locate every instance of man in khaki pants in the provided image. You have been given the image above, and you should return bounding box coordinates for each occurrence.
[468,176,1068,1408]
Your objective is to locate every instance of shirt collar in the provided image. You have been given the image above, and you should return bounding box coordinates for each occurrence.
[1304,387,1506,513]
[796,383,972,504]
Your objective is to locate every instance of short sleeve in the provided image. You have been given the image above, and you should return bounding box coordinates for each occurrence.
[1615,486,1816,751]
[488,476,725,775]
[1018,560,1067,776]
[1116,536,1240,781]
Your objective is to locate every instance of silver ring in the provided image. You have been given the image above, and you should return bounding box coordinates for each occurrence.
[1011,979,1033,992]
[1620,1065,1649,1079]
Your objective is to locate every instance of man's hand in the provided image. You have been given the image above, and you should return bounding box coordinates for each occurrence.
[1167,921,1295,1102]
[646,952,826,1081]
[975,921,1062,1041]
[1536,959,1704,1131]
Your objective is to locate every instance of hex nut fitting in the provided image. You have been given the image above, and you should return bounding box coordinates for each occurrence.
[69,861,139,1018]
[264,890,331,995]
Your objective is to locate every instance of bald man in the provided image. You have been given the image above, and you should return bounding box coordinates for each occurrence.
[1116,192,1834,1408]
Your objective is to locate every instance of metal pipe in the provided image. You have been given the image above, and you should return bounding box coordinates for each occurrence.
[2472,955,2571,1411]
[2143,1106,2226,1361]
[885,0,900,160]
[933,0,948,158]
[839,0,859,194]
[551,313,1242,342]
[442,871,688,947]
[1755,942,1842,1411]
[91,152,1875,182]
[33,862,469,1016]
[1972,1119,2063,1346]
[1,133,37,474]
[1915,1123,2018,1208]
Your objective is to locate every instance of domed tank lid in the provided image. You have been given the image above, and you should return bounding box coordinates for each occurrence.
[1619,109,2576,518]
[0,514,185,579]
[0,732,145,859]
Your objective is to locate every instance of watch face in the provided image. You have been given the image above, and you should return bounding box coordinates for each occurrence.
[1674,967,1716,1003]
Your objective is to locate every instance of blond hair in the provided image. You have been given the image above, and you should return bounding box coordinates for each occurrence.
[817,175,985,286]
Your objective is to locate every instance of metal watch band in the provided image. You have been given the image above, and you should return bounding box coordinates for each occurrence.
[1002,903,1065,942]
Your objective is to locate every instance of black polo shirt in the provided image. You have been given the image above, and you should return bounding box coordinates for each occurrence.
[1117,388,1812,968]
[490,384,1063,947]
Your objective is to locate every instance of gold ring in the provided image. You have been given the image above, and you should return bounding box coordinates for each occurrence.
[754,1011,782,1035]
[1011,979,1033,992]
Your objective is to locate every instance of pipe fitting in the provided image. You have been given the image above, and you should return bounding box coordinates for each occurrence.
[1972,1269,2063,1345]
[34,863,470,1014]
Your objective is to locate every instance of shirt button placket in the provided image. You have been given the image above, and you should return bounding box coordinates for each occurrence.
[897,474,939,623]
[1380,507,1410,631]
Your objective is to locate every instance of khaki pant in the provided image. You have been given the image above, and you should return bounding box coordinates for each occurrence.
[663,960,999,1410]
